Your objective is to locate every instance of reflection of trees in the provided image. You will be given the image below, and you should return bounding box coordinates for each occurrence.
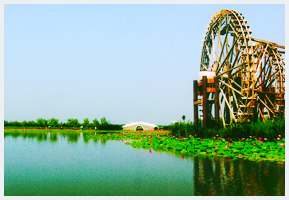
[36,133,48,142]
[193,156,285,196]
[49,133,58,142]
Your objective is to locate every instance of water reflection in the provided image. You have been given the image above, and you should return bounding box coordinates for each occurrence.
[4,132,285,196]
[4,131,81,143]
[192,155,285,196]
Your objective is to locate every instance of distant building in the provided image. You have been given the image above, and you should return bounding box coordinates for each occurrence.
[122,122,158,131]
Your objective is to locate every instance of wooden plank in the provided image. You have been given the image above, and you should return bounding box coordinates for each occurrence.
[193,80,199,125]
[202,76,208,127]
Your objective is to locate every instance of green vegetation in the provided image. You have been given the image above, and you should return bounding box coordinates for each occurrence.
[165,118,285,142]
[4,117,123,130]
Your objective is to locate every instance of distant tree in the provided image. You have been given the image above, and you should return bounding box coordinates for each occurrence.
[83,118,90,128]
[36,118,48,127]
[93,118,100,128]
[11,121,21,126]
[21,121,28,127]
[27,120,37,127]
[182,115,186,121]
[49,118,59,128]
[100,117,109,125]
[4,120,10,126]
[67,118,79,127]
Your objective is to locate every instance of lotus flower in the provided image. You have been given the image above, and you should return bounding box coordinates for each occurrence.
[242,138,245,140]
[253,143,256,146]
[213,139,216,141]
[255,138,257,140]
[180,136,183,139]
[225,146,229,149]
[259,141,263,144]
[249,136,252,138]
[215,146,218,149]
[176,138,178,140]
[216,134,219,137]
[277,137,281,141]
[264,138,267,141]
[228,142,232,145]
[223,139,226,141]
[219,137,222,140]
[227,138,230,140]
[182,138,185,141]
[189,135,192,137]
[280,143,284,147]
[200,139,203,141]
[278,135,281,137]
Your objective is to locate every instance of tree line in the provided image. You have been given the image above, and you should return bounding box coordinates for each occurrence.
[4,117,123,130]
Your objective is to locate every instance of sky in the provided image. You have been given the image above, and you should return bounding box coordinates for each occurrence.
[4,3,285,125]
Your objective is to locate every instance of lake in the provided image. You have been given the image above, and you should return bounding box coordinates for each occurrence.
[4,132,285,196]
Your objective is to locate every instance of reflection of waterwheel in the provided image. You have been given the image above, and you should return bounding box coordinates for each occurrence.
[199,9,285,127]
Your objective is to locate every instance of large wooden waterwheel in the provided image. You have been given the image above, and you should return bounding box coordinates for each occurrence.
[198,9,285,127]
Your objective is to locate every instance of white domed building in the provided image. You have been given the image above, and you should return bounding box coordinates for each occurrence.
[122,122,158,131]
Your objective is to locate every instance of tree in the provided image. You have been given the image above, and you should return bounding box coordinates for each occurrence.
[4,120,10,126]
[27,120,37,127]
[11,121,21,126]
[49,118,59,128]
[83,118,90,128]
[182,115,186,121]
[36,118,48,127]
[21,121,28,127]
[93,118,100,128]
[100,117,110,125]
[67,118,79,127]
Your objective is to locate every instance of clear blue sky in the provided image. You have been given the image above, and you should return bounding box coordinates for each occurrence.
[4,4,285,125]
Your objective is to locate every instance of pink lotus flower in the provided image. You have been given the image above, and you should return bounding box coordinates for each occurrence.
[180,136,183,139]
[223,139,226,141]
[259,141,263,144]
[253,143,256,146]
[189,135,192,137]
[264,138,267,141]
[182,138,185,141]
[242,138,245,140]
[219,137,222,140]
[213,139,216,141]
[249,136,252,138]
[259,138,262,140]
[278,135,281,137]
[200,139,203,141]
[176,138,178,140]
[215,146,218,149]
[228,142,232,145]
[173,136,175,138]
[277,137,281,141]
[163,137,166,139]
[239,139,242,142]
[255,138,257,140]
[280,143,284,147]
[211,137,214,139]
[216,134,219,137]
[225,146,229,149]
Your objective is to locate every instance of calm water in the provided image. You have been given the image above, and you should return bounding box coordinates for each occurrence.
[4,132,285,196]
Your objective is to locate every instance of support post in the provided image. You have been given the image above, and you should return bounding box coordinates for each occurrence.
[214,76,219,127]
[202,76,208,127]
[193,80,198,126]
